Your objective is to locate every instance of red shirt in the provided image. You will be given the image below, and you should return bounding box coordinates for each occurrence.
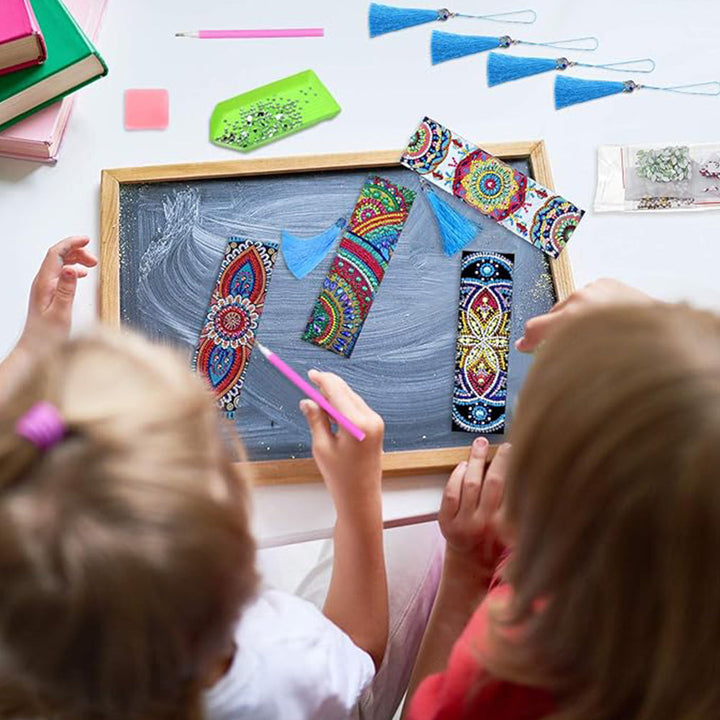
[407,586,555,720]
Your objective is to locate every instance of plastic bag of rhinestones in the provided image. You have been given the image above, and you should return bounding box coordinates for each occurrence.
[623,145,694,201]
[595,142,720,212]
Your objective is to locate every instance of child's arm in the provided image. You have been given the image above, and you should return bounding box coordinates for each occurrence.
[516,278,653,353]
[402,438,510,713]
[0,237,97,399]
[301,370,387,669]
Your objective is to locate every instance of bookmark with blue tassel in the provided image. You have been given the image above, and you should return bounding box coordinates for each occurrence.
[432,30,597,64]
[487,53,655,86]
[421,180,482,256]
[555,77,720,109]
[281,217,346,279]
[369,3,537,38]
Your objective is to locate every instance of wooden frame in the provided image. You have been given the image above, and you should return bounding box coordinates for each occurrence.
[100,143,574,485]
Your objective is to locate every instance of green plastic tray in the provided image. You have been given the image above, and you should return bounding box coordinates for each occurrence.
[210,70,341,153]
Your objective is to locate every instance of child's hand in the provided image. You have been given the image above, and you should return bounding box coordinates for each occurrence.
[439,438,509,583]
[304,372,388,668]
[300,370,384,517]
[516,279,652,353]
[20,236,98,349]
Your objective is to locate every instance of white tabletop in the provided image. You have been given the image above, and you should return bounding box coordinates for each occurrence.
[2,0,720,543]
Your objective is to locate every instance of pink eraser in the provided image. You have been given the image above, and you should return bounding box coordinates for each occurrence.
[124,89,169,130]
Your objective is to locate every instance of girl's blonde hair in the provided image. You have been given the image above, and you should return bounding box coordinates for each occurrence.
[0,330,257,720]
[489,303,720,720]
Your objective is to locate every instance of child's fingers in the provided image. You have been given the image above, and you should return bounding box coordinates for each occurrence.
[515,312,560,352]
[308,370,363,417]
[63,247,98,268]
[458,437,488,515]
[61,265,89,279]
[439,460,467,524]
[300,399,334,449]
[45,267,78,326]
[478,443,510,521]
[307,371,384,442]
[31,238,90,305]
[42,236,90,272]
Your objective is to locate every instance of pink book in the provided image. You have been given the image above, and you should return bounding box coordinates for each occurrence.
[0,0,107,162]
[0,0,47,76]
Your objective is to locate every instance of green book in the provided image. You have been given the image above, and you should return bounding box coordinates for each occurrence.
[0,0,107,131]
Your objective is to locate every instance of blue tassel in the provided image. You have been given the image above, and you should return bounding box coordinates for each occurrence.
[431,30,500,64]
[281,218,345,279]
[487,52,558,86]
[555,76,628,109]
[369,3,439,37]
[423,184,480,255]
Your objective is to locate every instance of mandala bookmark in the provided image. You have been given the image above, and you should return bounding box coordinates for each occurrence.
[401,117,584,258]
[452,251,513,434]
[193,238,278,417]
[303,175,416,357]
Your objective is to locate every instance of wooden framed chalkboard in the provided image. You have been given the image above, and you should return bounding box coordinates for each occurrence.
[100,144,574,485]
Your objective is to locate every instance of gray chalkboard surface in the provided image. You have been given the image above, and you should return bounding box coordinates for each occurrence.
[116,156,559,470]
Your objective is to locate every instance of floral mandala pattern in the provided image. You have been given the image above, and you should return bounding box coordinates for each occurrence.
[452,149,527,222]
[402,117,452,175]
[193,239,277,417]
[206,295,259,349]
[304,175,416,357]
[453,251,513,434]
[401,117,585,258]
[529,197,583,257]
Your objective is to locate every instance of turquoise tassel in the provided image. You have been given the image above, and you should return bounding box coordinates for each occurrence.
[431,31,501,64]
[555,76,628,108]
[488,52,558,86]
[369,3,439,37]
[423,183,480,255]
[282,218,345,279]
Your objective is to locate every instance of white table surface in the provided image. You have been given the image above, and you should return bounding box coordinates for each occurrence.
[2,0,720,544]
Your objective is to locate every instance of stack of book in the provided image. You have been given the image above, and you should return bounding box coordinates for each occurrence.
[0,0,107,162]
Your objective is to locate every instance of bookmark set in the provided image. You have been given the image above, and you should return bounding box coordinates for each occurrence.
[192,176,415,417]
[369,2,720,108]
[194,117,585,434]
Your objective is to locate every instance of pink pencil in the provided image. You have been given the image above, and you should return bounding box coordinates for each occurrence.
[176,28,324,39]
[255,341,366,442]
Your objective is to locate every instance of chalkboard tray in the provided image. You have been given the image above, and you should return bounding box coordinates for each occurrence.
[100,146,574,484]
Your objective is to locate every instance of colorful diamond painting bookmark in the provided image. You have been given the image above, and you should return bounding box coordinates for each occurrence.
[303,175,416,357]
[452,251,513,434]
[401,117,584,258]
[193,238,278,417]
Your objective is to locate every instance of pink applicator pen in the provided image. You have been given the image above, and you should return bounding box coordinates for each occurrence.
[255,341,366,442]
[175,28,324,39]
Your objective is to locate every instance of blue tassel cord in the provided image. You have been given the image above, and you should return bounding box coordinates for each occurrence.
[369,3,439,37]
[555,76,630,108]
[487,53,558,85]
[555,76,720,109]
[281,218,346,279]
[433,32,598,65]
[369,3,537,37]
[488,54,656,87]
[432,31,501,64]
[422,183,481,255]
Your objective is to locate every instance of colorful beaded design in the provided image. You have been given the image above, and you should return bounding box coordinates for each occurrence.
[303,175,416,357]
[401,117,584,258]
[193,238,278,417]
[453,251,513,434]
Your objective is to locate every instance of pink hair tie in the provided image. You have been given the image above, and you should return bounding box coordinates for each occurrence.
[15,401,66,451]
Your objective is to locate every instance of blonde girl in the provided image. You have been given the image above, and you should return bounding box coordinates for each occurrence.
[0,237,389,720]
[405,282,720,720]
